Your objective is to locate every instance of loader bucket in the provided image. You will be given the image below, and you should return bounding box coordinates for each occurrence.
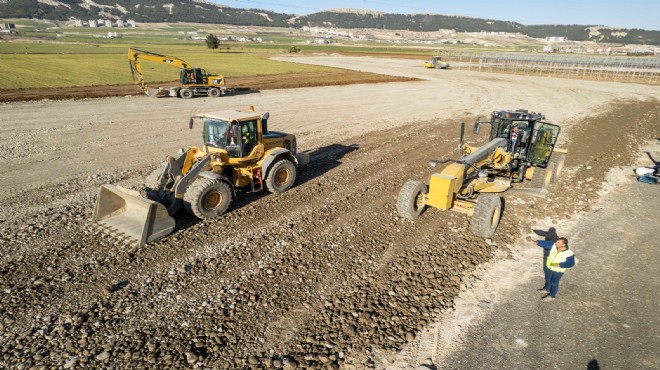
[93,184,175,245]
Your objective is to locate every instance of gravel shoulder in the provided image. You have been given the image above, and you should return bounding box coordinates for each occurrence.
[0,56,659,369]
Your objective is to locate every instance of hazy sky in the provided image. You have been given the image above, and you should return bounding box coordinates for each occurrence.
[212,0,659,31]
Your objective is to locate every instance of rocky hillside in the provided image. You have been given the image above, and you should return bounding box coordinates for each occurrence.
[1,0,658,45]
[0,0,294,26]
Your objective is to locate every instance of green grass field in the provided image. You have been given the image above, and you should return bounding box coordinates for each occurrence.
[0,22,446,89]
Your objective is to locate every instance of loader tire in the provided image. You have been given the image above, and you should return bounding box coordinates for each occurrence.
[208,88,221,97]
[180,89,193,99]
[530,162,555,189]
[184,178,232,219]
[470,194,503,238]
[265,159,296,193]
[549,153,565,182]
[397,180,428,220]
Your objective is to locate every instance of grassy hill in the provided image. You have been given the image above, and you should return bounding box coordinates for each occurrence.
[1,1,658,45]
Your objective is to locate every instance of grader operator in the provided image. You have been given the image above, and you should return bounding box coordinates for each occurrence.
[93,108,309,245]
[397,109,566,237]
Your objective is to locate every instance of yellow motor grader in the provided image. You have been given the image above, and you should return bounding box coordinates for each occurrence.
[93,108,309,245]
[397,109,566,237]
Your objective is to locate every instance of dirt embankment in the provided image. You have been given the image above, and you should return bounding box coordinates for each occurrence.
[0,70,417,103]
[1,97,658,369]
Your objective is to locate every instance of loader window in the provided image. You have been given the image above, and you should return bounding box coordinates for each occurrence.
[241,120,258,156]
[203,119,230,149]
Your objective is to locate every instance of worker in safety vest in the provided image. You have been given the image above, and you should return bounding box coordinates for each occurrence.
[535,237,575,302]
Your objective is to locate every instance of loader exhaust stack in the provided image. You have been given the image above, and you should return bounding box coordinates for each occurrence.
[92,185,175,245]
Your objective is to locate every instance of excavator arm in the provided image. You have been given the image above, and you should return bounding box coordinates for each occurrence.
[128,47,192,95]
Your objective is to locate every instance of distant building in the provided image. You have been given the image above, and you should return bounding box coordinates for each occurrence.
[127,20,136,27]
[116,20,124,27]
[545,36,568,42]
[73,19,83,27]
[3,23,16,29]
[104,20,113,27]
[89,20,97,28]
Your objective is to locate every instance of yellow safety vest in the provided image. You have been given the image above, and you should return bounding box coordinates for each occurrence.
[546,244,574,273]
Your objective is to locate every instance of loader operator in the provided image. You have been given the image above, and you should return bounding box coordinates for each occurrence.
[534,237,575,302]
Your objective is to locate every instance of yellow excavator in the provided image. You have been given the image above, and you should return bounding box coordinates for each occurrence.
[93,107,309,245]
[128,47,226,98]
[397,109,566,237]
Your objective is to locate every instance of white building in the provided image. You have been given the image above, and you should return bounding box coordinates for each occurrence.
[545,36,568,42]
[116,20,124,27]
[73,19,83,27]
[104,20,113,27]
[89,20,97,28]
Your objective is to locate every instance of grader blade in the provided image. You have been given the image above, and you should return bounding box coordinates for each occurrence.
[92,184,175,245]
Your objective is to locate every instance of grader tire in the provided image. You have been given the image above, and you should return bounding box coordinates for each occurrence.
[530,162,555,189]
[549,153,566,182]
[396,180,428,220]
[208,88,221,97]
[265,159,296,193]
[470,194,503,238]
[184,178,232,219]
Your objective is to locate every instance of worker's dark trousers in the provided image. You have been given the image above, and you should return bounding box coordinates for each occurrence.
[544,269,564,298]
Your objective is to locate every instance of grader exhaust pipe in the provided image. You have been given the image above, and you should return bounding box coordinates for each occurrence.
[92,185,176,245]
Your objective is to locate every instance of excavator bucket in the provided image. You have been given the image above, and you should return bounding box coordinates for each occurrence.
[92,184,175,245]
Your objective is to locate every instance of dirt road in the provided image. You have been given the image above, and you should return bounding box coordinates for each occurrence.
[0,56,659,369]
[439,169,660,370]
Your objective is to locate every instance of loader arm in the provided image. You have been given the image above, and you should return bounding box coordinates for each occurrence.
[128,47,192,94]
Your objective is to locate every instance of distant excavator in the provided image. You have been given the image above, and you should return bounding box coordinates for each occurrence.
[128,47,226,98]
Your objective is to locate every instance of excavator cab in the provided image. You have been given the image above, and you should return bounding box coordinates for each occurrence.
[181,68,205,85]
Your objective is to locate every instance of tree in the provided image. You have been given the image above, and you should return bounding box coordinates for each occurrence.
[206,34,219,50]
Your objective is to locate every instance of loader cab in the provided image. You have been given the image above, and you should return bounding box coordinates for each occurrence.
[201,114,262,159]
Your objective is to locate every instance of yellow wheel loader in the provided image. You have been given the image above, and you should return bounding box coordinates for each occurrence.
[397,109,566,237]
[128,47,226,98]
[93,108,310,245]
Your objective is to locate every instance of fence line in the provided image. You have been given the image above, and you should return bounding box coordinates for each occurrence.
[441,52,660,84]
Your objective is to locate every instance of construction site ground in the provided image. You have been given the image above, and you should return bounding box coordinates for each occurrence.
[0,56,659,369]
